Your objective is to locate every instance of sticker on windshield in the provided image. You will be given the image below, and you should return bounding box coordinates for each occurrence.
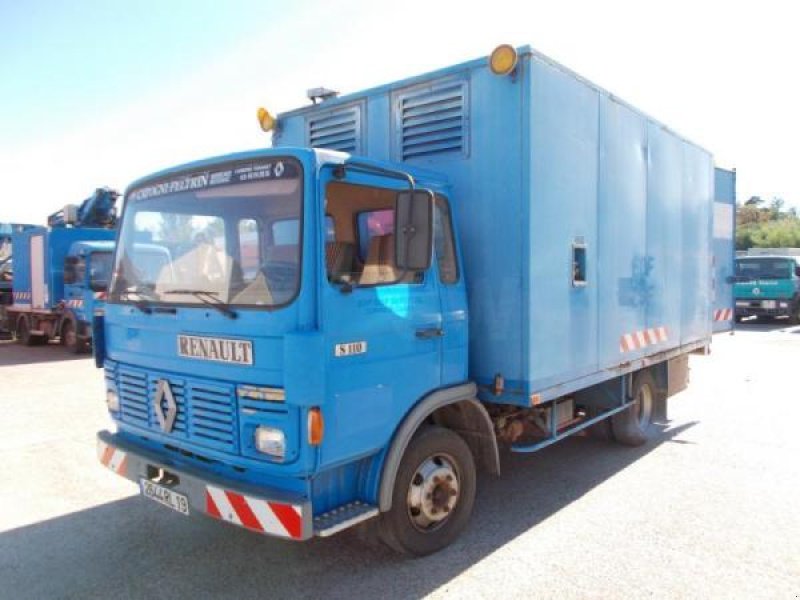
[334,341,367,357]
[178,334,254,365]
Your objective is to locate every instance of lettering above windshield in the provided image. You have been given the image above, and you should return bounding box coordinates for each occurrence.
[129,159,299,201]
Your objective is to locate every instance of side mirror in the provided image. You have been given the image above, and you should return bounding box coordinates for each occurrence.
[395,190,433,271]
[90,279,109,293]
[92,313,105,368]
[795,266,800,278]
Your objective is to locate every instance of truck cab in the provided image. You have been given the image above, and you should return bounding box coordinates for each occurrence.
[98,148,468,551]
[734,255,800,323]
[62,240,115,352]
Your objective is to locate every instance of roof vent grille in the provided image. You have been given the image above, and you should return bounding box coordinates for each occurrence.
[307,105,362,153]
[397,80,469,160]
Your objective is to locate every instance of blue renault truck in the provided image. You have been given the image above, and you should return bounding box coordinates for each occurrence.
[7,188,118,352]
[733,253,800,323]
[96,45,729,555]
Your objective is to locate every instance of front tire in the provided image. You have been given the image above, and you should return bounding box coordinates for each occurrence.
[61,319,85,354]
[611,371,656,447]
[378,425,476,556]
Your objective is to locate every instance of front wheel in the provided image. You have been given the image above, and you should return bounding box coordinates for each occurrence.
[611,371,657,447]
[61,320,86,354]
[378,425,476,556]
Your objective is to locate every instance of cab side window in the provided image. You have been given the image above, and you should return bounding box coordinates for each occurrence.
[434,197,459,284]
[324,181,421,286]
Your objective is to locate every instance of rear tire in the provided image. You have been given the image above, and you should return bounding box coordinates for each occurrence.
[17,316,34,346]
[378,425,476,557]
[611,371,656,447]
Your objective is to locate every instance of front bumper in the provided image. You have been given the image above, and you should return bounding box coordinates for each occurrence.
[97,430,312,540]
[735,304,792,318]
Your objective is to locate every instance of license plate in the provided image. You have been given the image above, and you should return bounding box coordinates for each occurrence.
[141,479,190,515]
[762,300,776,309]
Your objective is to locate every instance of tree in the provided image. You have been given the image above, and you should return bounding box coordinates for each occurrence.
[735,195,800,250]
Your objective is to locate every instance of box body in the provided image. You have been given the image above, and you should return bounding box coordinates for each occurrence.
[275,46,719,404]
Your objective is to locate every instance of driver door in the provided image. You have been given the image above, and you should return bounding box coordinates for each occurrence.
[318,169,444,469]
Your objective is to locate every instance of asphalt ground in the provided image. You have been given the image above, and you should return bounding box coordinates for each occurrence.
[1,322,799,599]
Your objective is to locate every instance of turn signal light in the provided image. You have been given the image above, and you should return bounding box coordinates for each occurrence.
[308,408,324,446]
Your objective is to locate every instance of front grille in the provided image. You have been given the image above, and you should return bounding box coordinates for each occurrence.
[116,366,238,454]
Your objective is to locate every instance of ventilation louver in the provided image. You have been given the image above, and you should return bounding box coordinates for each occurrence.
[307,105,362,153]
[397,80,468,160]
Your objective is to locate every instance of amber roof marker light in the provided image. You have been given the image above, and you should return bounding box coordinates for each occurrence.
[257,107,276,132]
[489,44,518,76]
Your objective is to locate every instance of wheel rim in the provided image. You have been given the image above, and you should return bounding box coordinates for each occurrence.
[406,453,460,532]
[635,383,654,429]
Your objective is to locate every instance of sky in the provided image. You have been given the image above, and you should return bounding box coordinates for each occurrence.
[1,0,799,223]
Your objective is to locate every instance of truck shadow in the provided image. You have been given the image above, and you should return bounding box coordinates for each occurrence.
[733,319,796,333]
[0,422,696,600]
[0,341,90,367]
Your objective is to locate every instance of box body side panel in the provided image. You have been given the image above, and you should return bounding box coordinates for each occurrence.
[526,57,600,391]
[681,145,714,344]
[645,124,685,351]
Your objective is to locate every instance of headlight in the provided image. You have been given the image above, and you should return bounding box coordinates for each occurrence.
[254,426,285,459]
[106,390,119,412]
[779,302,788,308]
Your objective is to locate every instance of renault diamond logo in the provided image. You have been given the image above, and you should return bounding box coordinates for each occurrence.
[153,379,177,433]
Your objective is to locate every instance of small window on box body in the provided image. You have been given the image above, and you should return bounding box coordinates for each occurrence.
[572,243,587,286]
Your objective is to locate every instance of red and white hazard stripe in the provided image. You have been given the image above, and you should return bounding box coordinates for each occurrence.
[619,326,668,353]
[13,291,32,301]
[66,299,84,308]
[713,308,733,322]
[97,440,128,476]
[205,485,303,539]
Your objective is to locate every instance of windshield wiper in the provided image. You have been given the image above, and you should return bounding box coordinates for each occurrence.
[163,289,238,319]
[120,285,157,314]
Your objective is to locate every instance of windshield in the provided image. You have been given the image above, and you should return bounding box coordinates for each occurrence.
[109,158,303,309]
[89,252,113,289]
[735,258,794,279]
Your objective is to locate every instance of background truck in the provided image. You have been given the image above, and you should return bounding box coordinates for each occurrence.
[6,188,118,352]
[95,44,732,556]
[733,253,800,323]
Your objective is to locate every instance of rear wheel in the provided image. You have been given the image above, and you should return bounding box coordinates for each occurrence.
[17,316,33,346]
[378,426,476,556]
[611,371,656,447]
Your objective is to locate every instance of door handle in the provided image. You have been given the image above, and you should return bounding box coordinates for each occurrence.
[416,327,444,339]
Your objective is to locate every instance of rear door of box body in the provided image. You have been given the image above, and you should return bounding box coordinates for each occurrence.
[712,168,736,332]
